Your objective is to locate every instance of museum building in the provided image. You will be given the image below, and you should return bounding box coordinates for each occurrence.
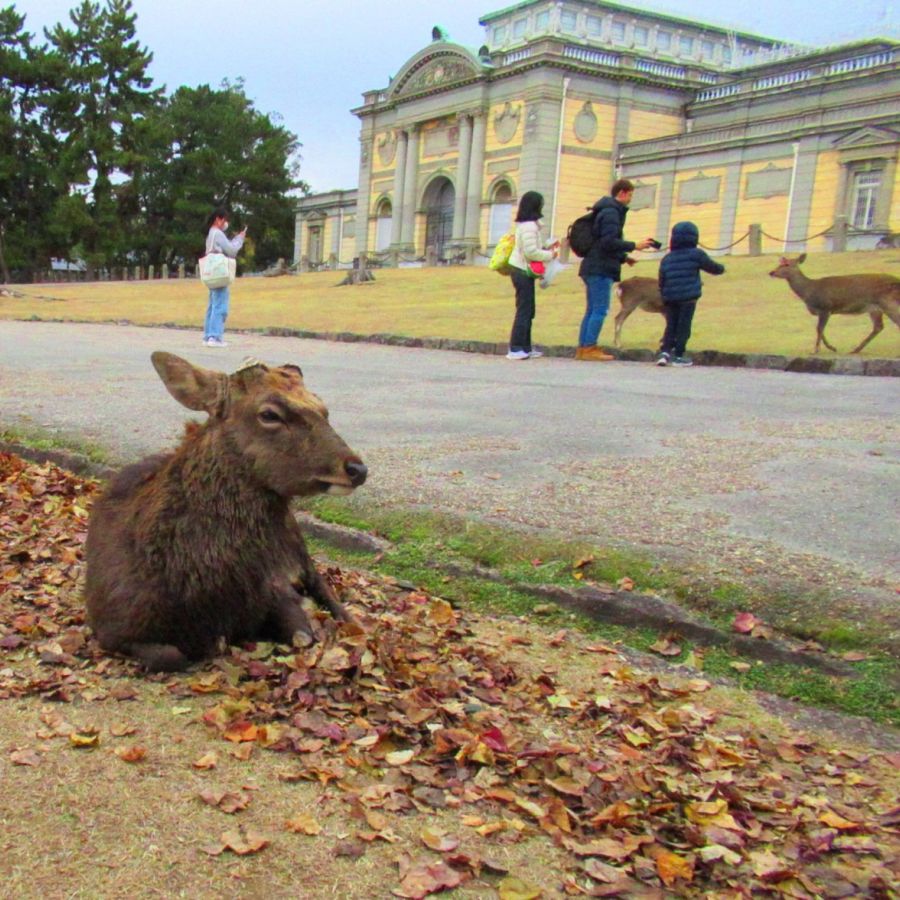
[293,0,899,267]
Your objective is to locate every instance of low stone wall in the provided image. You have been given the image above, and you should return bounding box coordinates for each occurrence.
[260,327,900,377]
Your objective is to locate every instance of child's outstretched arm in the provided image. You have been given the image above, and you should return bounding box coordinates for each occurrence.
[697,250,725,275]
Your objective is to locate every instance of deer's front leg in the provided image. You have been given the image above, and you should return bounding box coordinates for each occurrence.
[816,312,837,353]
[264,577,316,645]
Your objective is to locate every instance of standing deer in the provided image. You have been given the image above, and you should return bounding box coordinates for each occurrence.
[769,254,900,354]
[614,277,665,346]
[84,352,368,672]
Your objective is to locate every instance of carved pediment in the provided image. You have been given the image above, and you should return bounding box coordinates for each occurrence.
[832,126,900,149]
[391,50,481,98]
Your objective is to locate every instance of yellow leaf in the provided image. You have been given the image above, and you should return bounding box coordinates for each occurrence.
[385,749,415,766]
[656,850,694,886]
[192,752,218,770]
[285,813,322,835]
[819,810,860,830]
[69,731,100,748]
[498,876,543,899]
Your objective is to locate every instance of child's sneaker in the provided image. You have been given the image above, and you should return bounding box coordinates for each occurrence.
[655,351,670,367]
[672,356,693,367]
[506,349,529,360]
[527,349,544,359]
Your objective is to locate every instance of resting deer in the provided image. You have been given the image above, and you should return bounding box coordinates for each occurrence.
[769,254,900,354]
[84,352,368,672]
[614,277,666,346]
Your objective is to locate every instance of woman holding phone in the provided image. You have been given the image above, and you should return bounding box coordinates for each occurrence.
[202,208,247,347]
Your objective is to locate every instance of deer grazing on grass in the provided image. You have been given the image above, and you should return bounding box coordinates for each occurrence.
[613,277,666,346]
[84,352,368,672]
[769,254,900,354]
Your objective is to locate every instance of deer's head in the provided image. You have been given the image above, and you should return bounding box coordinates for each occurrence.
[150,351,367,498]
[769,253,806,279]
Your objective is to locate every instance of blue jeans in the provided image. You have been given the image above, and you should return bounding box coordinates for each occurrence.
[579,275,613,347]
[204,286,230,340]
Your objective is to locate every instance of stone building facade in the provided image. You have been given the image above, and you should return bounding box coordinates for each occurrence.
[294,0,899,266]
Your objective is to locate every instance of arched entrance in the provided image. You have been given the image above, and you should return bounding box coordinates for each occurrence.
[423,177,455,260]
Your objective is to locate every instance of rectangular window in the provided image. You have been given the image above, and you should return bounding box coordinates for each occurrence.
[560,10,578,32]
[633,26,649,46]
[656,30,671,51]
[492,25,506,44]
[513,18,527,39]
[611,21,626,42]
[679,35,694,55]
[723,46,732,65]
[851,171,881,228]
[586,14,603,36]
[701,40,715,59]
[535,10,550,31]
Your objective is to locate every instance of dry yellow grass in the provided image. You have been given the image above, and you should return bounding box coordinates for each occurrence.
[3,249,899,358]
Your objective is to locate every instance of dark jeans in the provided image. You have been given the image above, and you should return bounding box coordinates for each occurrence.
[509,268,536,352]
[661,300,697,357]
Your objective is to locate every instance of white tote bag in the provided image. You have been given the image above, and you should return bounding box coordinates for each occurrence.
[198,252,236,289]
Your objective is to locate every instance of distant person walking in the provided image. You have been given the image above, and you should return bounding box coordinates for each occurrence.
[577,179,656,361]
[656,220,725,367]
[506,191,559,360]
[202,208,246,348]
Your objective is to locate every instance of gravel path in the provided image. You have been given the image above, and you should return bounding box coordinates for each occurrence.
[2,320,898,641]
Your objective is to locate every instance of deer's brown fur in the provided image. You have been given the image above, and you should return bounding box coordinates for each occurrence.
[84,352,367,672]
[614,277,666,346]
[769,253,900,354]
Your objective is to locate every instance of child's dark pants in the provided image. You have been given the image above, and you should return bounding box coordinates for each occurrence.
[661,300,697,357]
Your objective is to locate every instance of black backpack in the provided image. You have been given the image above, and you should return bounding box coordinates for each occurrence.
[566,208,597,258]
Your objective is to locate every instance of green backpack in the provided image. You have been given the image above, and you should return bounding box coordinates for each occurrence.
[488,231,516,276]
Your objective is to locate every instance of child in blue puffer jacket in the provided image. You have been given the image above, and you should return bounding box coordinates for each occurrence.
[656,221,725,366]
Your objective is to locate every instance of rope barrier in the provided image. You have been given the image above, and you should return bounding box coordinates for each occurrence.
[698,230,750,252]
[759,224,835,243]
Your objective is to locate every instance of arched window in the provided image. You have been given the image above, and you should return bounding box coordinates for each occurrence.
[489,182,514,245]
[375,198,392,251]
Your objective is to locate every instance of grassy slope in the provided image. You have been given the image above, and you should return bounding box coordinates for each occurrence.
[4,250,900,358]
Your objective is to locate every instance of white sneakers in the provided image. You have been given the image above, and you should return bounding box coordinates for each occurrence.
[506,349,543,360]
[204,337,228,348]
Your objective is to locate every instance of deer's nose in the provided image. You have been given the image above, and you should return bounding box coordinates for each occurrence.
[345,460,368,487]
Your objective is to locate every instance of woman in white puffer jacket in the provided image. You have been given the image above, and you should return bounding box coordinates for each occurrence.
[506,191,559,360]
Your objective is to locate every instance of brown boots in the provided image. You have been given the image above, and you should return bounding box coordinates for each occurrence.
[575,346,615,361]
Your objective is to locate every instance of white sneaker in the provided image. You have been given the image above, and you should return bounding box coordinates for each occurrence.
[206,337,228,348]
[528,349,544,359]
[506,349,529,360]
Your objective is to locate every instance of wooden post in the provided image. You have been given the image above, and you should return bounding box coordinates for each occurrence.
[178,263,185,279]
[425,245,437,267]
[832,216,848,252]
[148,265,155,280]
[161,264,169,279]
[749,224,762,256]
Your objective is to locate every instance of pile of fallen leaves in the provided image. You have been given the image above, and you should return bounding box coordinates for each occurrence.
[2,451,899,898]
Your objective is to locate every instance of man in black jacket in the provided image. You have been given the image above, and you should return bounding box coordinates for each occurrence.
[576,179,657,361]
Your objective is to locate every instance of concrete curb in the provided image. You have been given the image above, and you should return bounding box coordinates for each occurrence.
[14,316,899,376]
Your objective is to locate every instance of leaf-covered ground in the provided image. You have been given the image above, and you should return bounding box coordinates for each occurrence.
[1,451,898,898]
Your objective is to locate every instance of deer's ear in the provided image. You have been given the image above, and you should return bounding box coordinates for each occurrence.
[797,253,807,264]
[151,352,228,416]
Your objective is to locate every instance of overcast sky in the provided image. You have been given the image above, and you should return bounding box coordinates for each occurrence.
[12,0,899,193]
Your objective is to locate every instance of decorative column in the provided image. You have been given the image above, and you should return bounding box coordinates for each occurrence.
[400,125,420,249]
[451,113,473,242]
[463,110,487,244]
[389,130,408,248]
[355,136,373,257]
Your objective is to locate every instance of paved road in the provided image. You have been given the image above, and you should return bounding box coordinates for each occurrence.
[2,320,898,628]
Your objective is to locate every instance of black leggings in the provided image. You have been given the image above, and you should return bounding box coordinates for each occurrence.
[510,268,536,352]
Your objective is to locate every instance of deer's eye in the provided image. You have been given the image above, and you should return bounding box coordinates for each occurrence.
[258,408,284,426]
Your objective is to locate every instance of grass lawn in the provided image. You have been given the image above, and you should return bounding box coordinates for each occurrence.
[4,249,900,358]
